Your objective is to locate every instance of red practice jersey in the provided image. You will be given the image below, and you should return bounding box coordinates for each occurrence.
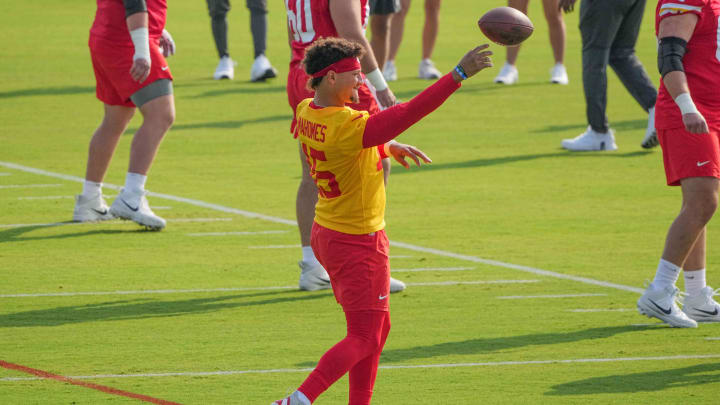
[655,0,720,129]
[90,0,167,44]
[285,0,369,67]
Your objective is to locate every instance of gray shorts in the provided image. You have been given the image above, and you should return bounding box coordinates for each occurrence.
[370,0,401,15]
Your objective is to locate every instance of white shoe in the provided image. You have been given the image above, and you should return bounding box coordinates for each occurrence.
[494,63,518,85]
[383,60,398,82]
[561,126,618,151]
[272,391,309,405]
[682,286,720,322]
[109,188,166,230]
[298,261,331,291]
[418,59,441,80]
[250,54,277,82]
[213,56,236,80]
[641,107,659,149]
[72,193,115,222]
[390,277,406,293]
[637,284,698,328]
[550,63,569,85]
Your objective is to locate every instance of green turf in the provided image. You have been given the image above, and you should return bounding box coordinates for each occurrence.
[1,0,719,403]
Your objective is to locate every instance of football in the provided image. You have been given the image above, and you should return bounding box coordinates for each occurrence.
[478,7,534,46]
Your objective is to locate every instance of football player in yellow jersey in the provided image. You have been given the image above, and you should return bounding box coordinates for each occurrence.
[272,38,492,405]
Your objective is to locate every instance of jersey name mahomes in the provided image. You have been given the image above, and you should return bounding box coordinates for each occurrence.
[296,116,328,142]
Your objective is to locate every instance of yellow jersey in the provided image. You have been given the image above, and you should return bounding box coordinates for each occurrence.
[295,98,386,235]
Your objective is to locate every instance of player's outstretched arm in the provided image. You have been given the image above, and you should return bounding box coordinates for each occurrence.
[658,12,708,134]
[362,44,493,148]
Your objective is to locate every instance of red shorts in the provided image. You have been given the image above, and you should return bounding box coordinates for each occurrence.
[287,64,380,135]
[658,124,720,186]
[311,222,390,312]
[89,35,173,107]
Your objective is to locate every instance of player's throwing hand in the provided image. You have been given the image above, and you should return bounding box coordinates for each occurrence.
[454,45,493,82]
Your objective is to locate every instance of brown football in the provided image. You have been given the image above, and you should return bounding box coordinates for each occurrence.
[478,7,534,46]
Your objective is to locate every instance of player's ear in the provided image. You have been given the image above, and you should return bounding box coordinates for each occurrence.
[326,70,336,84]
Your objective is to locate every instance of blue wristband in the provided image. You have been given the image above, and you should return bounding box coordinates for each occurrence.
[454,65,468,80]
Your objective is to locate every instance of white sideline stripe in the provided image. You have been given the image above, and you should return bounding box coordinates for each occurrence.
[188,231,288,236]
[2,354,719,382]
[498,293,607,299]
[406,280,539,287]
[705,337,720,341]
[0,218,233,228]
[393,267,475,272]
[150,206,172,210]
[17,195,74,200]
[0,172,10,176]
[0,280,533,298]
[0,184,62,189]
[248,244,300,249]
[568,308,635,312]
[0,161,643,294]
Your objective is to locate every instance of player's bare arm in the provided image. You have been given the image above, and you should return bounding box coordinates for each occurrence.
[329,0,397,108]
[658,12,708,134]
[124,0,151,83]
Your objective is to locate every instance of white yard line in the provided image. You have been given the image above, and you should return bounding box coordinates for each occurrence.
[393,267,475,272]
[0,184,62,189]
[2,354,718,382]
[568,308,635,312]
[17,195,74,200]
[705,337,720,341]
[0,218,233,229]
[0,161,643,294]
[188,230,288,236]
[498,293,607,299]
[0,280,535,298]
[0,173,11,176]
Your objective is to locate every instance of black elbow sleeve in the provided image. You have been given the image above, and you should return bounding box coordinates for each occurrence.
[123,0,148,18]
[658,36,687,78]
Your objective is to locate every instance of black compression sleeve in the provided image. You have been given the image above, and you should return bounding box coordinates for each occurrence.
[658,37,687,78]
[123,0,148,18]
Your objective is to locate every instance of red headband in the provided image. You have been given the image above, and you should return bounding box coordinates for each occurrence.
[311,57,362,78]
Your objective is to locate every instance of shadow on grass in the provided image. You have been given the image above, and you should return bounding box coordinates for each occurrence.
[191,84,286,99]
[390,150,651,174]
[0,222,149,244]
[0,290,330,327]
[546,362,720,395]
[123,114,291,135]
[378,325,656,364]
[532,119,649,134]
[0,86,94,99]
[391,80,548,100]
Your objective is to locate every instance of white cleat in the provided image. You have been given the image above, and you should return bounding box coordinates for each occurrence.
[418,59,441,80]
[561,126,618,151]
[109,188,166,230]
[72,193,115,222]
[641,128,659,149]
[682,286,720,323]
[213,56,236,80]
[250,54,278,82]
[494,63,518,85]
[383,60,398,82]
[550,63,569,85]
[298,261,331,291]
[272,391,309,405]
[390,277,406,293]
[637,284,698,328]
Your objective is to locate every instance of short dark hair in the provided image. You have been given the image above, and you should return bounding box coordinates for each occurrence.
[303,37,365,90]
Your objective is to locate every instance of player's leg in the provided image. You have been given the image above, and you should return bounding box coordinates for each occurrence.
[418,0,441,79]
[207,0,235,79]
[369,1,397,70]
[110,81,175,230]
[247,0,277,82]
[348,311,391,405]
[296,143,331,291]
[385,0,411,81]
[494,0,527,84]
[561,0,621,151]
[74,104,135,222]
[542,0,568,84]
[606,0,658,148]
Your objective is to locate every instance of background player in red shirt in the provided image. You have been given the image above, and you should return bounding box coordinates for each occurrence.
[272,37,493,405]
[637,0,720,328]
[72,0,175,230]
[285,0,408,293]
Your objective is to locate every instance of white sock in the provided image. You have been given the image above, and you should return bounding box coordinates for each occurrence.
[651,258,681,290]
[82,180,102,197]
[684,268,706,296]
[647,106,655,132]
[301,245,320,267]
[293,390,311,405]
[124,172,147,194]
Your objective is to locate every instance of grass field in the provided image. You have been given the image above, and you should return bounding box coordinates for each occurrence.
[2,0,720,403]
